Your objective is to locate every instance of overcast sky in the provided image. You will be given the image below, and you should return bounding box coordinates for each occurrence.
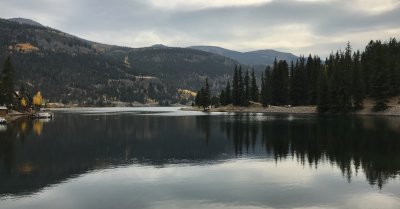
[1,0,400,57]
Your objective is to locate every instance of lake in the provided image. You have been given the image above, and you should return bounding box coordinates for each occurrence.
[1,107,400,209]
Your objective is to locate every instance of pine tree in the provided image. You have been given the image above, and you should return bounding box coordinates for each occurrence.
[305,55,313,104]
[211,96,220,108]
[265,66,272,105]
[361,40,375,94]
[195,88,203,107]
[297,56,307,105]
[203,78,211,110]
[250,69,258,102]
[195,79,211,111]
[271,58,279,105]
[317,68,329,113]
[225,81,231,105]
[306,55,320,105]
[281,60,289,105]
[260,72,267,106]
[340,42,353,112]
[238,66,247,106]
[388,38,400,96]
[362,40,390,111]
[219,90,226,106]
[232,66,240,105]
[0,57,15,107]
[289,60,299,106]
[351,51,364,110]
[271,59,289,105]
[244,69,250,105]
[327,52,341,112]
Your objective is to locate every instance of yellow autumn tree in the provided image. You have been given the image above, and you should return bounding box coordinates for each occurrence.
[21,97,27,108]
[33,91,43,107]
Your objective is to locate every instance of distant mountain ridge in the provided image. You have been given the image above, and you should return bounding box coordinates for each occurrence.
[189,46,298,66]
[8,17,44,27]
[6,17,298,67]
[150,44,169,48]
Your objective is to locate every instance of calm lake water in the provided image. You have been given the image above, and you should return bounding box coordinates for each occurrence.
[1,107,400,209]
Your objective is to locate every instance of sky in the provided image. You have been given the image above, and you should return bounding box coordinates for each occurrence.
[1,0,400,57]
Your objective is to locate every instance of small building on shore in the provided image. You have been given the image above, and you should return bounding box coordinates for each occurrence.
[0,106,8,116]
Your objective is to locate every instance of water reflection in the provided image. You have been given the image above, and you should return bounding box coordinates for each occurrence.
[222,115,400,188]
[0,111,400,199]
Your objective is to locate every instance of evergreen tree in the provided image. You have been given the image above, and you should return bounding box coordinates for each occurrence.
[361,40,375,94]
[260,72,267,106]
[317,68,329,113]
[305,55,313,104]
[281,60,289,105]
[351,51,364,110]
[392,62,400,95]
[363,41,391,111]
[339,42,353,112]
[250,69,258,102]
[219,90,226,106]
[195,88,203,107]
[327,52,341,112]
[244,69,250,104]
[298,56,308,105]
[225,81,231,105]
[265,66,272,105]
[0,57,15,107]
[232,66,240,105]
[195,78,211,111]
[289,60,300,106]
[238,66,247,106]
[387,38,400,96]
[326,47,353,113]
[203,78,211,110]
[271,58,279,105]
[211,96,220,108]
[271,59,289,105]
[306,55,320,105]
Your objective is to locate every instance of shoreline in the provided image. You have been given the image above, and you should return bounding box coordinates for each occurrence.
[3,104,400,118]
[4,113,31,122]
[182,105,318,115]
[182,104,400,116]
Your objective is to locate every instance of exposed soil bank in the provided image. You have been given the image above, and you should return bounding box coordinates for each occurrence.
[182,99,400,116]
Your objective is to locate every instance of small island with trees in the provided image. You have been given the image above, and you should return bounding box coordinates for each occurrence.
[193,38,400,115]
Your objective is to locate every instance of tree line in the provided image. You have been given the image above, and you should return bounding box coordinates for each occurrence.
[0,56,44,111]
[0,57,15,107]
[196,38,400,113]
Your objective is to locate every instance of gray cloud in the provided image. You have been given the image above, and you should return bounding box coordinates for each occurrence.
[1,0,399,57]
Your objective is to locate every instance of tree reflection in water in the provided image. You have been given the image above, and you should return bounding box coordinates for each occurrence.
[220,114,400,188]
[0,113,400,197]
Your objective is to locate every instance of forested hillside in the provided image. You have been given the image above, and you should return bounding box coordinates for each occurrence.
[0,18,239,105]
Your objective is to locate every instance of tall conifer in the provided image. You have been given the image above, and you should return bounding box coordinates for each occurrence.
[250,69,258,102]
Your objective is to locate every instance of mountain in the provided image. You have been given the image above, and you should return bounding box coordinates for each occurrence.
[8,17,44,27]
[189,46,298,66]
[0,18,239,105]
[150,44,169,48]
